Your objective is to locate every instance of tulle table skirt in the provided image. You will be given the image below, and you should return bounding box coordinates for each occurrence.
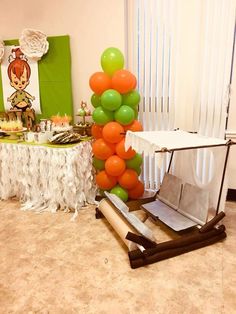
[0,141,96,218]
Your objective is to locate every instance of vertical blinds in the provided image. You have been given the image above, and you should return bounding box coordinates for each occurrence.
[126,0,235,189]
[127,0,178,189]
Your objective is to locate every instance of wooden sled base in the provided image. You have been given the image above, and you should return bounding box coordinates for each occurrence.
[96,199,226,268]
[127,212,226,268]
[128,224,226,269]
[95,207,104,219]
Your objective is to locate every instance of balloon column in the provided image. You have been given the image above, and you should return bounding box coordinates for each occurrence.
[90,47,144,202]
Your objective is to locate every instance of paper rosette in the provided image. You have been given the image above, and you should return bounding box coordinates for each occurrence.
[19,29,49,61]
[0,39,4,63]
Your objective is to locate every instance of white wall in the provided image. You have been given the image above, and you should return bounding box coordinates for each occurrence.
[227,51,236,132]
[0,0,125,115]
[226,49,236,189]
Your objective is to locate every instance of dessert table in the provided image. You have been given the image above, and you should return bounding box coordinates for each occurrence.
[0,138,96,217]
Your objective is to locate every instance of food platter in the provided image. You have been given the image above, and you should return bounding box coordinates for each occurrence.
[48,131,82,144]
[0,127,27,140]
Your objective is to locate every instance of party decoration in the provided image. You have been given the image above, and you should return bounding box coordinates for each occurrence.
[92,106,114,125]
[0,39,4,63]
[89,72,111,95]
[125,153,143,169]
[128,180,145,199]
[51,114,72,132]
[101,47,124,76]
[51,113,72,125]
[19,29,49,61]
[2,35,72,118]
[77,101,91,124]
[133,166,142,176]
[91,93,101,108]
[96,170,117,190]
[90,47,145,201]
[0,141,96,217]
[75,101,93,136]
[134,108,138,119]
[3,47,41,114]
[111,69,137,94]
[105,155,126,177]
[110,185,128,202]
[102,121,124,144]
[92,138,115,160]
[101,89,122,111]
[91,124,103,139]
[93,157,105,170]
[118,169,138,190]
[114,105,135,125]
[124,119,143,132]
[115,138,136,159]
[122,90,140,109]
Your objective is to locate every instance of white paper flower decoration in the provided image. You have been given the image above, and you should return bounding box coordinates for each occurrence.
[19,29,49,61]
[0,39,4,63]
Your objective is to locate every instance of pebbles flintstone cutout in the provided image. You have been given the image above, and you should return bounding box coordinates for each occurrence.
[0,45,41,114]
[7,48,35,111]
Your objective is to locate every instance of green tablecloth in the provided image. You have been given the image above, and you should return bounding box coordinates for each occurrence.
[0,136,92,148]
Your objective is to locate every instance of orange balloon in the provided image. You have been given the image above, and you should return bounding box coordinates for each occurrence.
[102,121,124,144]
[124,120,143,132]
[92,138,115,160]
[105,155,126,176]
[118,169,138,190]
[96,171,117,190]
[89,72,112,95]
[111,70,137,94]
[128,180,145,199]
[116,138,136,160]
[91,124,103,139]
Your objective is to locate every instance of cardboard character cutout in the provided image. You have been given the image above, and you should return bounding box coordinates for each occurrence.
[7,48,35,111]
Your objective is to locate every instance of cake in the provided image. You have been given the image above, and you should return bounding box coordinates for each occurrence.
[0,119,23,131]
[51,114,72,133]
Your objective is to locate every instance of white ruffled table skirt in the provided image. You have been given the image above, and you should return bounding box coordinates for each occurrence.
[0,141,96,217]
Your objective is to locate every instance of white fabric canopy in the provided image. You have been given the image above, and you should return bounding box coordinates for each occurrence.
[125,130,229,212]
[125,130,227,155]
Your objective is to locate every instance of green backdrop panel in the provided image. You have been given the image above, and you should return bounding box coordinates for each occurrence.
[0,35,73,121]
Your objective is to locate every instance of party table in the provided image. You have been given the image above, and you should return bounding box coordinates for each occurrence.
[0,139,96,217]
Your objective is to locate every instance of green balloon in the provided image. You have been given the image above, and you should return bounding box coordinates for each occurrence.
[110,185,128,202]
[122,90,140,109]
[133,166,142,176]
[77,108,86,116]
[114,105,135,125]
[91,93,101,108]
[101,89,122,111]
[101,47,124,76]
[92,106,114,125]
[126,153,143,169]
[93,157,105,170]
[134,108,138,119]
